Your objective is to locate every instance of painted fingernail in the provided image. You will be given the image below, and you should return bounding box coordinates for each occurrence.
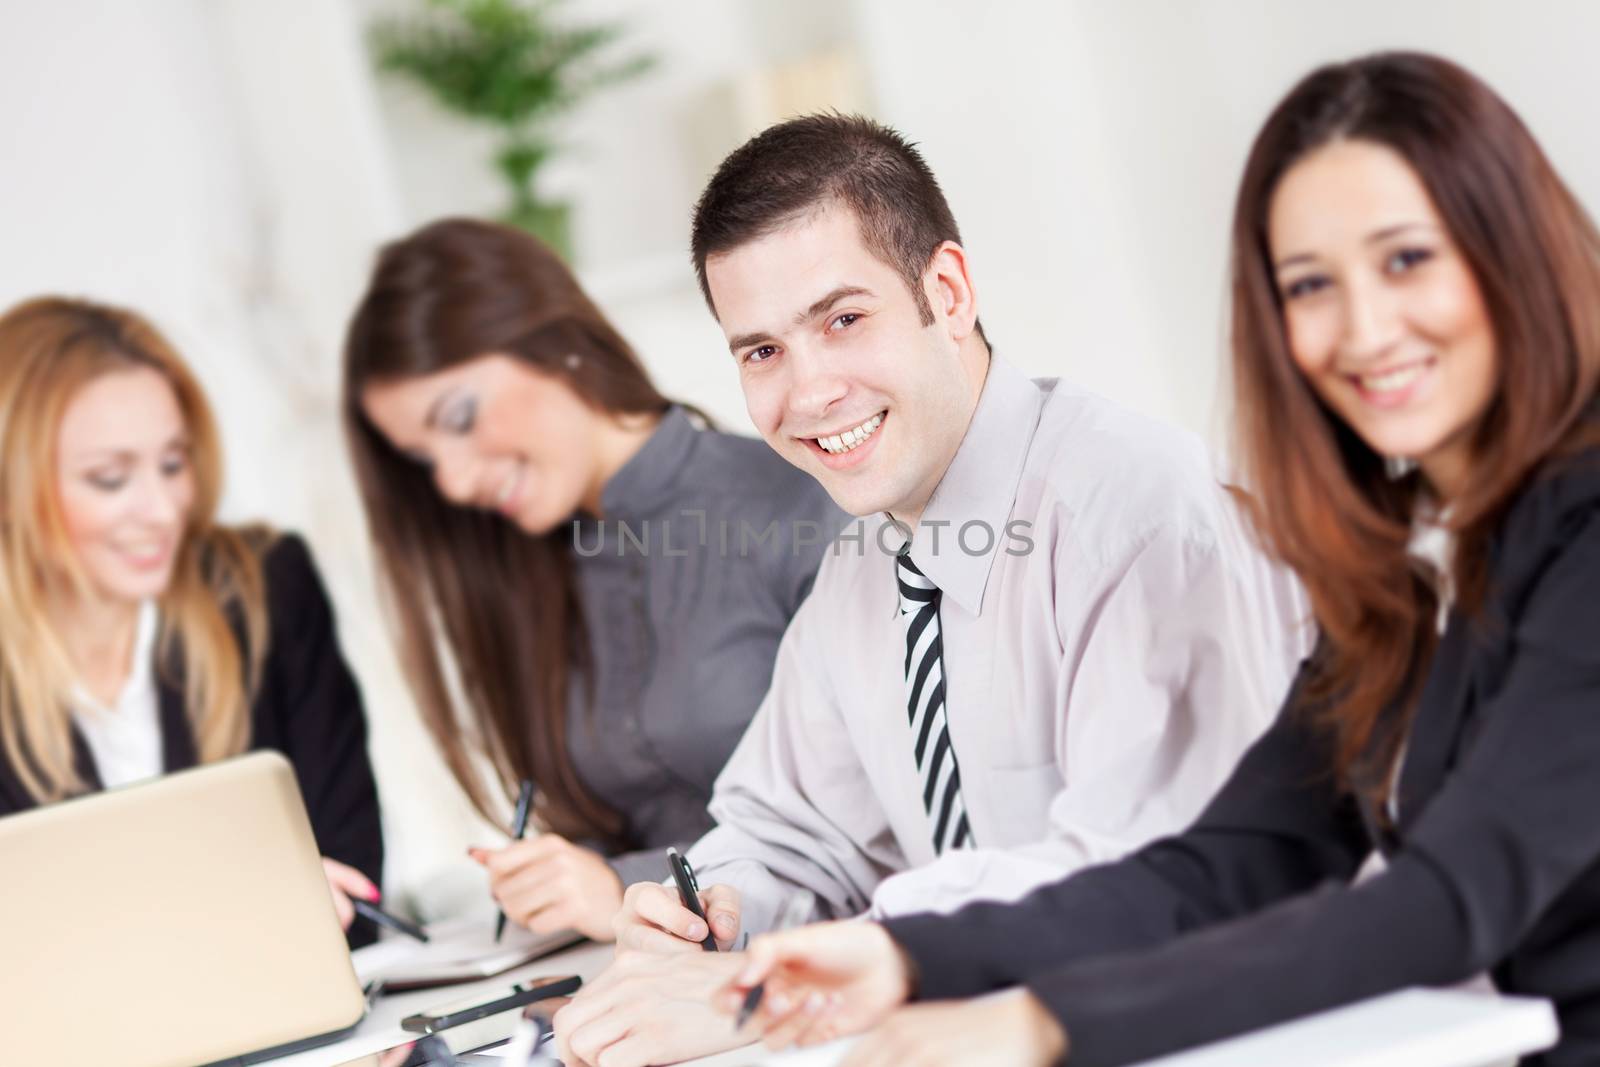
[367,886,381,901]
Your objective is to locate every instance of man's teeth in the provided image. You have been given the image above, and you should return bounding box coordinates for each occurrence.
[1360,362,1429,394]
[817,413,884,455]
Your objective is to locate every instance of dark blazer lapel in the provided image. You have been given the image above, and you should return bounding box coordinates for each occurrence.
[1394,611,1476,833]
[157,678,198,774]
[70,725,105,792]
[1352,787,1398,858]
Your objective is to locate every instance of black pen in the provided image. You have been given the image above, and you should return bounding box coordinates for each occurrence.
[735,985,764,1030]
[734,890,814,1031]
[666,846,720,952]
[495,778,535,943]
[352,897,430,943]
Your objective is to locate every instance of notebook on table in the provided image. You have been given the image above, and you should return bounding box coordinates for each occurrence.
[354,916,583,992]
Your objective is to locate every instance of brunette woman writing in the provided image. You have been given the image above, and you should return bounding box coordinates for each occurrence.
[705,51,1600,1067]
[344,219,842,942]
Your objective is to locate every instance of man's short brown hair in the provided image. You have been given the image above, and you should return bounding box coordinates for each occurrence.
[691,113,967,327]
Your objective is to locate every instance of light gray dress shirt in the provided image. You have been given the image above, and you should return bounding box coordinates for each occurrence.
[686,355,1313,936]
[566,407,845,886]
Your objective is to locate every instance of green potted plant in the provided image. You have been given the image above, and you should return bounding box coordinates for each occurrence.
[369,0,653,260]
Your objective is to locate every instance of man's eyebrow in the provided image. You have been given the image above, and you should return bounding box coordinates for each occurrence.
[727,328,773,354]
[727,286,877,354]
[796,285,874,327]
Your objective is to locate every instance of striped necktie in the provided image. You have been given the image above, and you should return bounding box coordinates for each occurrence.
[895,552,973,854]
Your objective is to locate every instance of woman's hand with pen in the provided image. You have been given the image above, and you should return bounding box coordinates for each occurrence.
[716,920,913,1049]
[469,835,623,942]
[718,922,1068,1065]
[321,857,380,932]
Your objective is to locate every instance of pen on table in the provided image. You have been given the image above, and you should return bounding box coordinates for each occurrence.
[495,778,536,943]
[734,889,817,1032]
[352,897,430,943]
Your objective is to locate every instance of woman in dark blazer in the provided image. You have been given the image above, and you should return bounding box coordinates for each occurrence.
[707,52,1600,1067]
[0,297,383,944]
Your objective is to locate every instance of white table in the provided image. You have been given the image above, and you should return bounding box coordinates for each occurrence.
[1128,988,1556,1066]
[274,938,616,1066]
[280,937,1557,1067]
[736,988,1559,1067]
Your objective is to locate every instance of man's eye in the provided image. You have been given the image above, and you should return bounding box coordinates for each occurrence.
[746,345,778,364]
[830,313,859,331]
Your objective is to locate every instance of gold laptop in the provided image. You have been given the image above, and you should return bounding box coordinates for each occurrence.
[1,751,367,1066]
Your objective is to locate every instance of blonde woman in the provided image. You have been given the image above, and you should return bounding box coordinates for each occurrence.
[0,297,384,943]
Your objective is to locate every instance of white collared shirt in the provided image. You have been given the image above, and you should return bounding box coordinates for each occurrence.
[70,600,163,788]
[687,355,1312,935]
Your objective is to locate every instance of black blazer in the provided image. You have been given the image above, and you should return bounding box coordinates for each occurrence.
[0,534,384,942]
[886,447,1600,1066]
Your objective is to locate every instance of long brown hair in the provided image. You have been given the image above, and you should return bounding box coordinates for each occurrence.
[0,297,268,801]
[1230,52,1600,791]
[343,218,672,842]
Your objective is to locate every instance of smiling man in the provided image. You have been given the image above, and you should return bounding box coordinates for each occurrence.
[553,114,1310,1066]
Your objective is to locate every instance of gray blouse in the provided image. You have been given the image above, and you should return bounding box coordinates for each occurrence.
[564,407,845,886]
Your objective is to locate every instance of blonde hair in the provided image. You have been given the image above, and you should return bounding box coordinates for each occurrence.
[0,296,269,802]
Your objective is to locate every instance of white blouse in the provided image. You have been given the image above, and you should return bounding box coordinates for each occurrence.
[70,600,163,789]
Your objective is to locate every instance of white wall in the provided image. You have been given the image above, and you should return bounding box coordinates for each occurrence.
[364,0,1600,445]
[6,0,1599,911]
[0,0,492,916]
[848,0,1600,442]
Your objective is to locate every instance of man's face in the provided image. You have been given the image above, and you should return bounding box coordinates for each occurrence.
[706,204,979,520]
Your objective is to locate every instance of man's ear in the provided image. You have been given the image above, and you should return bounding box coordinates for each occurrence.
[923,240,979,341]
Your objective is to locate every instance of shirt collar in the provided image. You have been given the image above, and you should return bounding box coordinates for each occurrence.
[595,406,699,522]
[892,353,1045,617]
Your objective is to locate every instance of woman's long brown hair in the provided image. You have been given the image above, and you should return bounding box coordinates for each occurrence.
[1230,52,1600,792]
[343,218,672,842]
